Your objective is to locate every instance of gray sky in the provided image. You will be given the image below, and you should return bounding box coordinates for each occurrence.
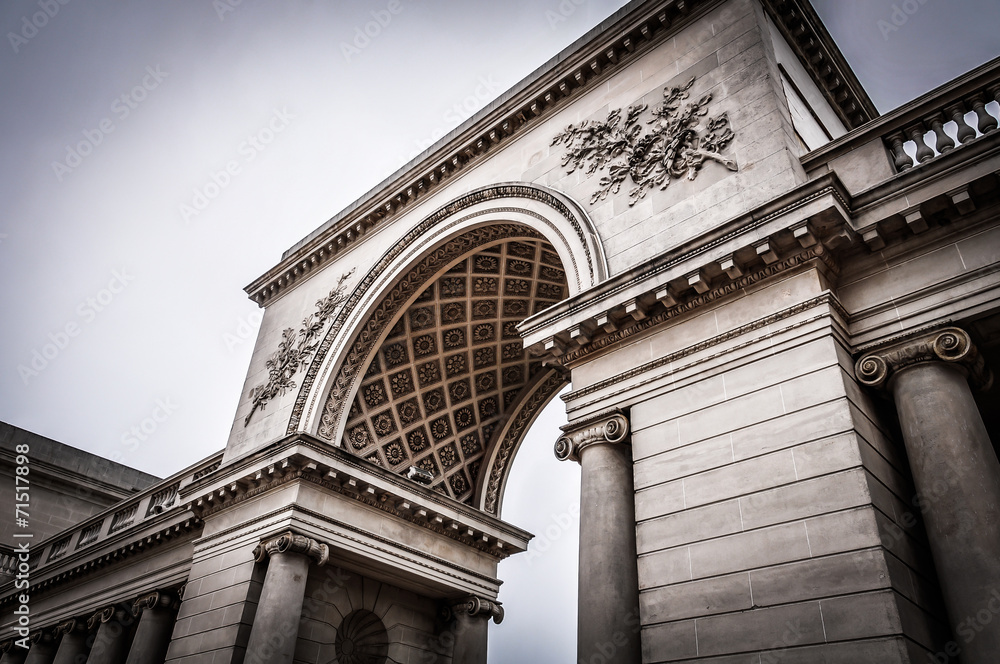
[2,0,998,661]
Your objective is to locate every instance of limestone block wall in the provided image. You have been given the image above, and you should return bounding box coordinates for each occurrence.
[165,539,264,664]
[294,563,444,664]
[563,266,946,661]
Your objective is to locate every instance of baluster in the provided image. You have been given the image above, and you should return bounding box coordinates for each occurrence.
[886,131,913,172]
[925,112,955,154]
[944,102,977,144]
[969,93,998,134]
[906,122,935,163]
[985,84,1000,125]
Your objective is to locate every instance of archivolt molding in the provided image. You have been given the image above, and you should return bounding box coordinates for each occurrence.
[476,370,567,516]
[288,184,606,440]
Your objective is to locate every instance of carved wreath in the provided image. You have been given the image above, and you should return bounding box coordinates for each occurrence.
[244,270,354,426]
[551,77,737,206]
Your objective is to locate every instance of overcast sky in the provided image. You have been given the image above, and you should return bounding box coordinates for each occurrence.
[2,0,998,661]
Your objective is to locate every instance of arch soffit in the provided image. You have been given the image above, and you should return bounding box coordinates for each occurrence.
[290,183,607,443]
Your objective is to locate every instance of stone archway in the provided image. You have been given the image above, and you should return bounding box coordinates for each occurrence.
[291,184,607,516]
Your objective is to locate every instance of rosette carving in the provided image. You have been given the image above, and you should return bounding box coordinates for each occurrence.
[252,530,329,567]
[554,408,630,463]
[855,326,992,390]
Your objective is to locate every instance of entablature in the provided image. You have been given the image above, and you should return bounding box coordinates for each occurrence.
[184,433,532,561]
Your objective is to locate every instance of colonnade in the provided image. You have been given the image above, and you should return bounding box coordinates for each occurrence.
[0,590,179,664]
[856,326,1000,664]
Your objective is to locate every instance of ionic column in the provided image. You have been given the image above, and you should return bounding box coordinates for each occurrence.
[51,620,88,664]
[446,596,503,664]
[244,531,329,664]
[856,326,1000,663]
[555,409,641,664]
[0,639,28,664]
[23,631,56,664]
[87,606,133,664]
[124,590,180,664]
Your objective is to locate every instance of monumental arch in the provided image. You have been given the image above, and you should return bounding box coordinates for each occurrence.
[4,0,1000,662]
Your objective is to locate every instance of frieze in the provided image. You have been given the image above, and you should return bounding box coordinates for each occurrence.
[564,293,847,403]
[558,245,832,365]
[194,503,504,592]
[553,76,737,206]
[245,270,354,425]
[855,326,993,391]
[187,455,517,559]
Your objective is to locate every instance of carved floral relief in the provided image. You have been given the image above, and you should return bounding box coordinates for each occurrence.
[551,76,737,206]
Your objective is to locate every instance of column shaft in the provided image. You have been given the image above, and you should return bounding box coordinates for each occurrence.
[577,442,641,663]
[450,614,488,664]
[891,361,1000,662]
[125,603,178,664]
[244,552,310,664]
[23,642,56,664]
[0,648,28,664]
[87,610,133,664]
[51,631,88,664]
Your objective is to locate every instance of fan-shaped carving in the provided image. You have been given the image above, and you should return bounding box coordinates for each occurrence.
[341,239,568,503]
[335,610,388,664]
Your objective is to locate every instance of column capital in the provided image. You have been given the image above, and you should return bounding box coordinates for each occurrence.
[446,596,504,625]
[0,639,14,654]
[855,326,992,391]
[53,619,85,637]
[252,530,329,567]
[554,408,630,463]
[132,589,180,617]
[29,629,55,646]
[86,606,116,629]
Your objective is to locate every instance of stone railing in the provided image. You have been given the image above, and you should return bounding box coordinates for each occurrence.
[4,452,222,579]
[0,546,16,578]
[802,56,1000,180]
[885,86,999,172]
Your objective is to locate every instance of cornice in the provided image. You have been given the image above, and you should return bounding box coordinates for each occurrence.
[760,0,878,129]
[182,434,531,559]
[0,516,199,608]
